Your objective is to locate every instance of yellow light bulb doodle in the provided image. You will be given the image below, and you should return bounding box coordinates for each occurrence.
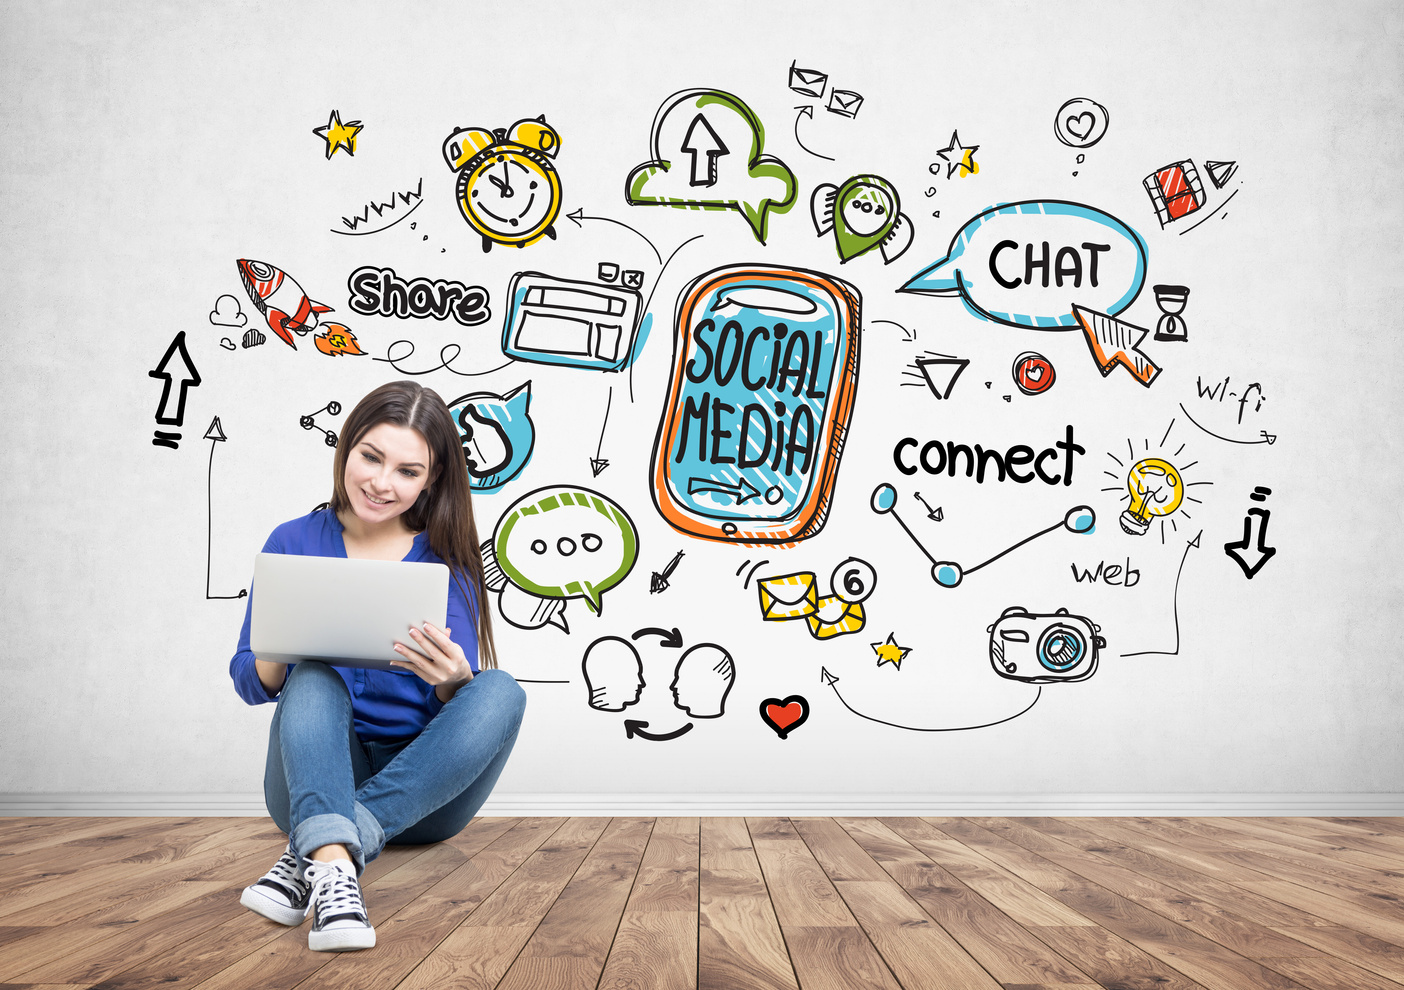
[1119,457,1184,536]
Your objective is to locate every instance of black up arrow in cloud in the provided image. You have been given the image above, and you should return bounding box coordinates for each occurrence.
[682,114,728,187]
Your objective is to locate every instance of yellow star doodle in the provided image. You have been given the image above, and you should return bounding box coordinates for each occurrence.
[313,110,363,159]
[871,632,912,669]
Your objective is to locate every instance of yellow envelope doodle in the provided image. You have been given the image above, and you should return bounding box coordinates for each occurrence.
[788,62,828,99]
[827,89,864,119]
[805,595,866,640]
[757,571,819,621]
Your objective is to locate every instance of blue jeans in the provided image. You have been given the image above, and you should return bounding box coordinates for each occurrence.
[264,661,526,875]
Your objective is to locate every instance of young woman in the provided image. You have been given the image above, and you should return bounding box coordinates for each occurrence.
[229,380,527,952]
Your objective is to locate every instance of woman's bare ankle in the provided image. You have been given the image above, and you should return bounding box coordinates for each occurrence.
[309,843,352,863]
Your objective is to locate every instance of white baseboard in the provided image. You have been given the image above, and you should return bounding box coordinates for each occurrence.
[1,792,1401,817]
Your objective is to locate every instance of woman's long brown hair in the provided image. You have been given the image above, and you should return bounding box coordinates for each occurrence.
[328,381,497,668]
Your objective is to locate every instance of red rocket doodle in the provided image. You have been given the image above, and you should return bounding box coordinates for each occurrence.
[236,259,334,349]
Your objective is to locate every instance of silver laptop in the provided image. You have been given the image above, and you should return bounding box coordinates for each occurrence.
[251,553,450,670]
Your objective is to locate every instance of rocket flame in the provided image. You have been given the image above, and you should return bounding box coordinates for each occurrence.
[314,324,366,357]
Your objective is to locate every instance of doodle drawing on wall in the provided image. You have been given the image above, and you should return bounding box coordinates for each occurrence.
[810,175,913,264]
[149,331,201,449]
[444,117,563,252]
[501,269,643,372]
[651,265,861,546]
[236,259,343,350]
[626,89,798,244]
[900,201,1147,330]
[492,485,639,619]
[448,383,535,493]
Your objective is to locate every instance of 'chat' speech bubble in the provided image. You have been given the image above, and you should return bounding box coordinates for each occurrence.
[493,486,638,615]
[626,89,797,244]
[900,200,1148,330]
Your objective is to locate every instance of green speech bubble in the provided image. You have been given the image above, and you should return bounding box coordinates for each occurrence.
[493,486,638,615]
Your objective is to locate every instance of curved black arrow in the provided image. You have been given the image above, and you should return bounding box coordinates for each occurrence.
[624,719,693,741]
[631,627,683,648]
[1178,403,1276,445]
[821,667,1041,732]
[565,209,662,265]
[1122,531,1200,657]
[793,106,835,161]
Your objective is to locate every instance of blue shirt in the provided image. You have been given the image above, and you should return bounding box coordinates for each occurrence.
[229,507,481,741]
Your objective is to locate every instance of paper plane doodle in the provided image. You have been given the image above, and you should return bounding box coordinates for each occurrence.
[1204,160,1238,189]
[237,259,336,349]
[1072,305,1161,387]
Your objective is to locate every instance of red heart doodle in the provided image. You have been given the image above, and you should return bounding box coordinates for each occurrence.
[759,695,810,739]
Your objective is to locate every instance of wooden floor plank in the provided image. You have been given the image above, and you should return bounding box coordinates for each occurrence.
[749,818,902,990]
[1030,924,1209,990]
[0,879,227,981]
[300,817,576,990]
[1211,817,1404,875]
[840,818,1096,987]
[831,881,1005,990]
[973,817,1328,960]
[698,818,798,990]
[493,817,655,990]
[188,841,472,990]
[1241,879,1404,947]
[93,816,535,990]
[930,818,1310,990]
[596,816,699,990]
[1,816,1402,990]
[1067,817,1338,929]
[395,817,623,990]
[791,819,1004,989]
[1270,924,1404,983]
[1256,953,1404,990]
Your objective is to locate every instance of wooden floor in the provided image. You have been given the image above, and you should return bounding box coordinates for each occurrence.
[1,817,1403,989]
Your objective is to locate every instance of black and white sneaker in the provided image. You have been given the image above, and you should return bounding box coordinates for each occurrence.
[239,843,312,926]
[305,860,375,952]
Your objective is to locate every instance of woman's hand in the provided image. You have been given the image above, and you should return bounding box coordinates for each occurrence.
[391,623,475,702]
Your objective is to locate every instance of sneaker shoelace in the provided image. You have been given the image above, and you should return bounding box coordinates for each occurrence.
[310,866,368,927]
[257,847,309,900]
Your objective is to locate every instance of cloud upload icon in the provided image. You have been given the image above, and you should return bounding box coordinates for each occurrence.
[626,89,797,244]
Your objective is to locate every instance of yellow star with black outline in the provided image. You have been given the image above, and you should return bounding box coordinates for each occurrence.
[313,110,363,159]
[871,632,912,669]
[935,130,979,179]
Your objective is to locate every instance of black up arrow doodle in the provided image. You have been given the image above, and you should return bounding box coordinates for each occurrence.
[1225,487,1277,579]
[149,331,201,448]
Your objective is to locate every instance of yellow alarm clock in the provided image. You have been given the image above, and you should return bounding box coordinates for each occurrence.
[443,117,562,253]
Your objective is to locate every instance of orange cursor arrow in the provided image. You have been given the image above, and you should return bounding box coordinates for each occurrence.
[1072,305,1161,387]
